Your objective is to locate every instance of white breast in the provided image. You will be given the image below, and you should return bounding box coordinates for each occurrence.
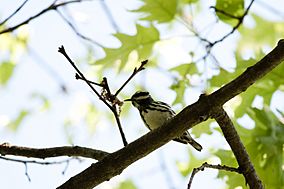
[141,109,174,130]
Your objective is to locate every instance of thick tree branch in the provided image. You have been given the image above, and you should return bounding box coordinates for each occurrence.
[213,108,263,189]
[57,40,284,189]
[0,143,109,161]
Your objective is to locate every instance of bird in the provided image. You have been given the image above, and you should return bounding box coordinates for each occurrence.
[125,91,202,151]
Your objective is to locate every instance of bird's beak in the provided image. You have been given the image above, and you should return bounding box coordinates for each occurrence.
[124,98,132,102]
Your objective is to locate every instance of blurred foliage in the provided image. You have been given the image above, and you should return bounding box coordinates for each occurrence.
[0,26,28,86]
[217,107,284,189]
[170,63,198,105]
[238,14,284,51]
[133,0,177,23]
[95,24,160,70]
[7,110,30,132]
[176,150,208,177]
[215,0,244,26]
[0,61,15,85]
[115,180,138,189]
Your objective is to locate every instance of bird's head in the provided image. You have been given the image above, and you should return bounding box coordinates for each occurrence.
[124,91,153,108]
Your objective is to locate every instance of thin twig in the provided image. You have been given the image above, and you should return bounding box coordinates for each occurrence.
[62,160,70,175]
[0,0,94,35]
[190,0,255,63]
[101,77,114,102]
[75,74,103,87]
[58,46,111,108]
[0,155,74,165]
[210,0,255,46]
[114,60,148,97]
[0,0,29,26]
[99,0,120,32]
[209,6,241,20]
[101,77,128,146]
[56,10,103,47]
[28,45,68,93]
[0,156,76,182]
[187,162,240,189]
[24,162,31,182]
[58,46,128,146]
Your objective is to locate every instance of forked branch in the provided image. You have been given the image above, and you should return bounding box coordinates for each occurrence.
[57,40,284,189]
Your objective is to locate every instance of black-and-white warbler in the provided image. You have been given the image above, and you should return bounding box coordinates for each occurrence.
[125,91,202,151]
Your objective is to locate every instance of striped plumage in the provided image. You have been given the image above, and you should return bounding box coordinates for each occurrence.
[125,91,202,151]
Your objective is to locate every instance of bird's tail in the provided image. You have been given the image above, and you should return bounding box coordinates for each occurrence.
[173,131,203,151]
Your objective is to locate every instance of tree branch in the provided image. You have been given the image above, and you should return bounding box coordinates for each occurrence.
[0,143,109,161]
[58,46,129,146]
[0,0,29,26]
[187,162,241,189]
[192,0,255,62]
[212,108,264,189]
[57,40,284,189]
[0,155,74,166]
[210,0,255,46]
[56,10,103,47]
[0,0,94,35]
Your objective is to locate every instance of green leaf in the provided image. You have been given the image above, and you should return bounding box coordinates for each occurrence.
[170,63,199,106]
[176,150,207,177]
[133,0,177,23]
[170,79,187,106]
[95,24,159,70]
[115,179,138,189]
[31,93,51,111]
[0,61,15,86]
[190,119,213,138]
[215,150,246,188]
[211,51,284,118]
[238,14,284,51]
[216,107,284,188]
[180,0,198,4]
[170,63,198,77]
[85,104,99,134]
[7,110,29,131]
[215,0,244,26]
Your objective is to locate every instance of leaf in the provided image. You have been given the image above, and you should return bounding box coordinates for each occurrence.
[215,0,244,26]
[85,104,99,134]
[211,51,284,118]
[190,119,213,138]
[31,93,51,111]
[115,179,138,189]
[181,0,198,4]
[176,150,207,177]
[95,24,159,70]
[133,0,177,23]
[238,14,284,51]
[170,63,199,106]
[7,110,29,131]
[170,63,198,77]
[170,79,187,106]
[216,107,284,188]
[215,150,246,188]
[0,61,15,86]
